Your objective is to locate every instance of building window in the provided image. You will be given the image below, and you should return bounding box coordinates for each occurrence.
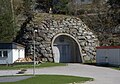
[3,51,8,57]
[0,51,8,57]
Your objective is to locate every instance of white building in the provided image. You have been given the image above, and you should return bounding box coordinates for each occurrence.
[0,43,25,64]
[96,46,120,66]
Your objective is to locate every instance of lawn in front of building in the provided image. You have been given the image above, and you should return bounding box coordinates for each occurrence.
[0,63,66,70]
[0,75,93,84]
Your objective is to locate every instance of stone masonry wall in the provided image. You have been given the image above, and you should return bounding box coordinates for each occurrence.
[17,14,99,63]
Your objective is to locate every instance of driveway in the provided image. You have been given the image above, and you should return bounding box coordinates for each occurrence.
[0,64,120,84]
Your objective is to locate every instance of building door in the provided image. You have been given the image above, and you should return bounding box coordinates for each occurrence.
[53,44,71,63]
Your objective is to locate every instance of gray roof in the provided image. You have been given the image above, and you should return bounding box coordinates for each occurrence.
[0,42,24,49]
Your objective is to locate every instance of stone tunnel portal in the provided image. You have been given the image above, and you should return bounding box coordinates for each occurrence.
[52,34,83,63]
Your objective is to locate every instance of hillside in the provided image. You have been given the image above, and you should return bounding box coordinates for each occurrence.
[0,0,119,46]
[79,14,120,46]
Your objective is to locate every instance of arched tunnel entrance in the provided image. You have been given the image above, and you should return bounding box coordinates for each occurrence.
[52,34,83,63]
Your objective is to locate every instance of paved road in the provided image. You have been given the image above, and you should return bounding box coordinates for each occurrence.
[0,64,120,84]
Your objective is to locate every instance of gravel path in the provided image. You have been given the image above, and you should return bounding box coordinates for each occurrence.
[0,64,120,84]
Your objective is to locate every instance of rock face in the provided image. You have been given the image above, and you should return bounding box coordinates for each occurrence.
[16,13,99,63]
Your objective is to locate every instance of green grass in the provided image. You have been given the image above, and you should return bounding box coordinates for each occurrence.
[111,67,120,70]
[0,63,66,70]
[0,75,93,84]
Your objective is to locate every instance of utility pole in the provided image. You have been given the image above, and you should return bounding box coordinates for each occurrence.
[33,29,38,76]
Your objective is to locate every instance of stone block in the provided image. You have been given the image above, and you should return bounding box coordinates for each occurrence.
[70,29,77,32]
[48,57,54,62]
[86,36,92,39]
[83,55,91,61]
[78,36,86,40]
[84,46,90,51]
[80,41,86,46]
[88,40,94,43]
[77,22,82,26]
[72,23,76,26]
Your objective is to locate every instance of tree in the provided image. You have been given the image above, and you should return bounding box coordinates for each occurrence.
[34,0,70,14]
[35,0,53,13]
[13,0,34,16]
[52,0,69,14]
[107,0,120,26]
[0,0,14,42]
[0,0,34,42]
[79,0,120,46]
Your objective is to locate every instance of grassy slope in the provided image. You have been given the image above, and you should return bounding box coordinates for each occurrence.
[0,75,93,84]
